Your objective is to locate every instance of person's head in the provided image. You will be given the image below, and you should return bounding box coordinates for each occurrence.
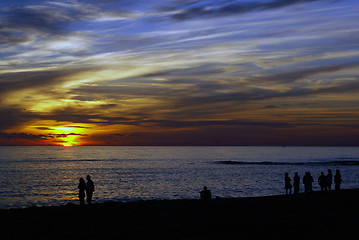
[295,172,298,176]
[321,172,324,175]
[86,175,91,180]
[79,177,84,182]
[328,169,332,173]
[285,172,288,176]
[336,169,340,174]
[203,186,207,190]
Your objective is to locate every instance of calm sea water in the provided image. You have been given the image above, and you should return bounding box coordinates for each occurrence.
[0,146,359,209]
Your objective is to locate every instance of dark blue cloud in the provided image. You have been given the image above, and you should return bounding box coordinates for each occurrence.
[169,0,332,20]
[0,1,99,45]
[0,68,92,95]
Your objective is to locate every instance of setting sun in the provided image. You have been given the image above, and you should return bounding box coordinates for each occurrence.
[60,137,77,147]
[52,127,86,146]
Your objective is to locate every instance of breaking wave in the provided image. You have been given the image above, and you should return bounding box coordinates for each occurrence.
[217,160,359,166]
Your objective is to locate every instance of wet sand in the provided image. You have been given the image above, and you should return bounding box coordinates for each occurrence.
[2,189,359,239]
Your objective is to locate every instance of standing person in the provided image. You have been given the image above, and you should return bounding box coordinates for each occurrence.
[303,172,309,193]
[284,172,292,195]
[318,172,327,191]
[308,172,314,192]
[78,178,86,205]
[293,172,300,194]
[334,169,343,191]
[85,175,95,204]
[326,169,333,191]
[303,172,314,193]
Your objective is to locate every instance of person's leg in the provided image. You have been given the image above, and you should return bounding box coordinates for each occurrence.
[87,191,93,204]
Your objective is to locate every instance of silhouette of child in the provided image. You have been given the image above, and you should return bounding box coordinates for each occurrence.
[200,186,212,200]
[285,172,292,194]
[78,178,86,205]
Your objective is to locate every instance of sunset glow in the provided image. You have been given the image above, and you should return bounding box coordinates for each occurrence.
[0,0,358,146]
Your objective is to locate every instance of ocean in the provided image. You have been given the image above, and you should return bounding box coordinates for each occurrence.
[0,146,358,209]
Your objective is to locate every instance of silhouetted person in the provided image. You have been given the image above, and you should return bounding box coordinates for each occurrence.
[318,172,327,191]
[200,186,212,200]
[293,172,300,194]
[308,172,314,192]
[78,178,86,205]
[334,169,343,191]
[303,172,314,193]
[326,169,333,191]
[303,172,309,193]
[85,175,95,204]
[285,172,292,194]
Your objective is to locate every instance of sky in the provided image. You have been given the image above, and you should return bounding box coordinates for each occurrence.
[0,0,358,146]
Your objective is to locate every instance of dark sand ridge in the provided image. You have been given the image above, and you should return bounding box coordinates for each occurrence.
[2,189,359,239]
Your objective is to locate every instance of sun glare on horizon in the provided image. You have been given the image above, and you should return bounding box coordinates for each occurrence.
[52,127,86,147]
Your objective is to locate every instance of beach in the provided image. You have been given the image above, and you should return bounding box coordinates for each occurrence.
[2,189,359,239]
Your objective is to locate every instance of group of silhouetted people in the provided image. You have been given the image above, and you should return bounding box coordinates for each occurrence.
[78,175,95,205]
[76,169,345,205]
[285,169,343,194]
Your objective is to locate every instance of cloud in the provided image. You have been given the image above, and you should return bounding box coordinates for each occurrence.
[139,63,225,78]
[0,67,93,97]
[63,58,359,124]
[30,106,132,125]
[0,29,31,45]
[67,125,91,129]
[0,132,48,140]
[5,7,74,33]
[0,132,86,143]
[35,127,55,131]
[247,62,359,84]
[0,107,33,132]
[84,122,359,146]
[169,0,328,20]
[0,0,146,47]
[0,7,70,46]
[53,133,87,138]
[138,119,293,128]
[178,78,359,109]
[0,1,100,46]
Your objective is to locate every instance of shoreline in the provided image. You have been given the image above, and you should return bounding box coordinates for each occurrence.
[2,189,359,239]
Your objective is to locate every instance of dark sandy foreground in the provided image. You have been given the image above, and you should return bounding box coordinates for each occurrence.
[2,189,359,240]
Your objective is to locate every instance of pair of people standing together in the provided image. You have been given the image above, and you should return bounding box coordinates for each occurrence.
[78,175,95,205]
[285,172,315,194]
